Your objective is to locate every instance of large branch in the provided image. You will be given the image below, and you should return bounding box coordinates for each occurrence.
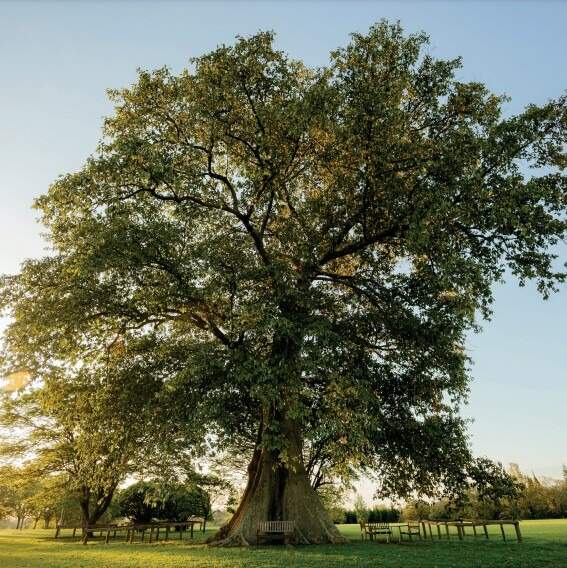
[317,222,407,267]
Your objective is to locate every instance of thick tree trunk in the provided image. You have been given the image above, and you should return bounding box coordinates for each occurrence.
[209,420,346,546]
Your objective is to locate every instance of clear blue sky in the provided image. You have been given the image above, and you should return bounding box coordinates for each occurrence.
[1,1,566,482]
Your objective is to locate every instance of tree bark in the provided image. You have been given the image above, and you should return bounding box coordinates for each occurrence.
[79,486,115,542]
[208,419,346,546]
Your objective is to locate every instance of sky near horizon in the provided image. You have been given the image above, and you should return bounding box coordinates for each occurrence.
[1,1,566,489]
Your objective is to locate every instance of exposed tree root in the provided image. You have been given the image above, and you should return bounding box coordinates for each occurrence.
[207,418,348,547]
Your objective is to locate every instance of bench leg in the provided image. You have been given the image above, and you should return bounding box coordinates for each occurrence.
[514,522,523,543]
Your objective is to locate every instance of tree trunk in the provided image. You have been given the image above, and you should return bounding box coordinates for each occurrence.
[208,419,346,546]
[79,484,115,531]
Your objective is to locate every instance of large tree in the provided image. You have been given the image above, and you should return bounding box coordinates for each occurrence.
[1,22,566,544]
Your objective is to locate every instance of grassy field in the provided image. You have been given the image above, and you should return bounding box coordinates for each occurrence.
[1,520,566,567]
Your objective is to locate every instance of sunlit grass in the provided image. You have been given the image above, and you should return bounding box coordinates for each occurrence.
[1,519,566,567]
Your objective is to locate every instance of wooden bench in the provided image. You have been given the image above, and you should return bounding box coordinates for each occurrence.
[126,520,201,543]
[54,524,82,539]
[398,521,422,541]
[55,520,203,544]
[187,515,206,532]
[257,520,296,545]
[360,522,393,542]
[418,519,522,542]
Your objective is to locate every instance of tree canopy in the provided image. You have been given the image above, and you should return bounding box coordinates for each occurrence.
[1,21,566,544]
[0,333,201,526]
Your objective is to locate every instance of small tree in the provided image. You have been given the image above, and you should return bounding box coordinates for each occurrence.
[117,481,210,523]
[0,466,38,529]
[353,495,368,523]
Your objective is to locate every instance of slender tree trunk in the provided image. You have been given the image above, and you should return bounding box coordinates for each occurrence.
[208,417,346,546]
[19,515,25,530]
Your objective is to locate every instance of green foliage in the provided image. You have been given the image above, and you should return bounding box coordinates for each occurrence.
[353,495,369,523]
[0,466,39,526]
[342,505,401,524]
[1,20,566,504]
[367,507,401,523]
[402,464,567,521]
[116,482,155,523]
[117,481,210,523]
[0,466,96,528]
[0,338,203,525]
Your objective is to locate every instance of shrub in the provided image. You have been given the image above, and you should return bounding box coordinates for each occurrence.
[117,481,210,523]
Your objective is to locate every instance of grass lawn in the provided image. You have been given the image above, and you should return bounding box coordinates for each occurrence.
[1,519,566,567]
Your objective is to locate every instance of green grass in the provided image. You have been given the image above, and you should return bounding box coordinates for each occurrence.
[1,520,567,567]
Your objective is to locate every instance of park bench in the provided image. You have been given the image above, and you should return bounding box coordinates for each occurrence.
[398,521,422,541]
[126,520,202,543]
[55,519,203,544]
[257,520,296,545]
[54,523,131,544]
[420,519,522,542]
[54,523,83,539]
[187,515,206,532]
[360,521,393,542]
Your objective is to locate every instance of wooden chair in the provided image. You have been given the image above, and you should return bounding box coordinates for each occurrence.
[399,521,422,541]
[367,522,393,543]
[257,520,296,545]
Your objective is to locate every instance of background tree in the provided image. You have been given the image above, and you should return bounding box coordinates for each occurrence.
[117,480,211,523]
[0,334,201,527]
[353,494,369,524]
[0,466,38,529]
[23,476,70,529]
[1,21,566,544]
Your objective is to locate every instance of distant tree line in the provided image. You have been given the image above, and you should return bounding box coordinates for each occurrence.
[0,468,216,529]
[402,465,567,521]
[342,507,401,524]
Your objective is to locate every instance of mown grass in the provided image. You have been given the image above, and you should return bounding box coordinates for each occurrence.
[1,519,566,567]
